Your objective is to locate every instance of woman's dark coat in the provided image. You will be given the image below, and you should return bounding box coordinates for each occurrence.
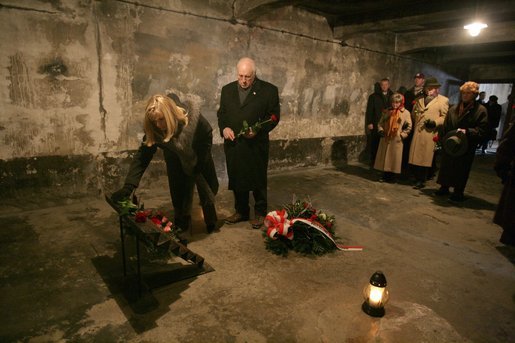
[437,101,488,189]
[124,108,218,223]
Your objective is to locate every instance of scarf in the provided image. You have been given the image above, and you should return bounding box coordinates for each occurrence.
[457,101,474,118]
[386,108,401,139]
[386,96,405,139]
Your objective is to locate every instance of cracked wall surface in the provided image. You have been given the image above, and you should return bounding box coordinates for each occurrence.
[0,0,457,196]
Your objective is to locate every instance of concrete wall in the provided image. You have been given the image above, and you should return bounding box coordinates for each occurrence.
[0,0,459,198]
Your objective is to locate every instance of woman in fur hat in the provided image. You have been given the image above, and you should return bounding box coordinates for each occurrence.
[435,81,488,202]
[112,93,219,233]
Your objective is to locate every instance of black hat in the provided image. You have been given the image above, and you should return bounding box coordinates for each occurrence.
[424,77,441,88]
[443,130,468,157]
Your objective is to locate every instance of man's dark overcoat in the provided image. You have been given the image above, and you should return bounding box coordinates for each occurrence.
[437,102,488,189]
[365,87,393,130]
[494,122,515,245]
[217,78,280,191]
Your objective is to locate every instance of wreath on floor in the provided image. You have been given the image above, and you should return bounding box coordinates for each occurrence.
[263,197,362,256]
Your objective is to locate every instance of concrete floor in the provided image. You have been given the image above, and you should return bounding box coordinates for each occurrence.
[0,153,514,342]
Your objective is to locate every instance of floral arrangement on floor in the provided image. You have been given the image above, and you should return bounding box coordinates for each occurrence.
[263,197,363,256]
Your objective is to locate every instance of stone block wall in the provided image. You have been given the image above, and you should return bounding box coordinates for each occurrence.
[0,0,457,198]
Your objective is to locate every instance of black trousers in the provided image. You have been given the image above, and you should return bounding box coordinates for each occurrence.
[233,188,267,217]
[165,151,217,230]
[369,131,381,166]
[411,164,430,183]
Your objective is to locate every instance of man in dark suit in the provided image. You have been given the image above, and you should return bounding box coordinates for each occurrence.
[365,78,393,167]
[217,57,280,229]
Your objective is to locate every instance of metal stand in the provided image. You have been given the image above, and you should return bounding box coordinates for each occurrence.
[107,195,213,297]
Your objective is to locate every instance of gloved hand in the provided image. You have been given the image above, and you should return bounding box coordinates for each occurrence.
[111,184,135,203]
[401,122,409,131]
[378,130,385,137]
[424,119,436,129]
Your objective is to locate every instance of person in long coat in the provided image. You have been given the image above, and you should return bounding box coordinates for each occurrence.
[402,73,425,176]
[374,93,412,182]
[112,93,219,233]
[408,77,449,189]
[494,120,515,246]
[365,79,393,167]
[435,81,488,202]
[217,57,280,229]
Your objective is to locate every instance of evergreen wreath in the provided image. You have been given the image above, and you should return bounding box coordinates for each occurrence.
[263,197,338,256]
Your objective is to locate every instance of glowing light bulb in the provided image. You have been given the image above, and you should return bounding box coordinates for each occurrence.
[464,22,488,37]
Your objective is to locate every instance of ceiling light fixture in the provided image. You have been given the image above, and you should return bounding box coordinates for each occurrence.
[464,22,488,37]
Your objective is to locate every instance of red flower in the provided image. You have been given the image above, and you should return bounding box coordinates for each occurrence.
[432,135,439,142]
[135,211,148,223]
[270,114,278,122]
[150,217,162,226]
[412,100,416,105]
[310,214,318,221]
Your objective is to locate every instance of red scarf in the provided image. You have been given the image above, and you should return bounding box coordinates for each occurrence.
[386,96,405,139]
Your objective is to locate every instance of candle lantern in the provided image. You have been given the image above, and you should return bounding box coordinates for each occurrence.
[362,271,389,317]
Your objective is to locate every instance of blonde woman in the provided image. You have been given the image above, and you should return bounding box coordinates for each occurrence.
[112,93,218,233]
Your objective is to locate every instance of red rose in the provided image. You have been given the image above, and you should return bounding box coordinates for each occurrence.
[270,114,278,122]
[412,100,416,105]
[150,217,162,226]
[310,214,318,221]
[432,135,439,142]
[135,211,147,223]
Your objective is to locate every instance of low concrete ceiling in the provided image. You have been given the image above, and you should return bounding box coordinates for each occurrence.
[235,0,515,82]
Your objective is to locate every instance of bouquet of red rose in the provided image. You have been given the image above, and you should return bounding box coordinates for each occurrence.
[237,114,279,137]
[433,134,442,151]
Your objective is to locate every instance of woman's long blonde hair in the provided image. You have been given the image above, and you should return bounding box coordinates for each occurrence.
[143,94,188,146]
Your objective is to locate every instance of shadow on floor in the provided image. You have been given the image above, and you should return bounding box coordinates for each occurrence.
[419,188,498,211]
[335,163,378,181]
[91,241,207,334]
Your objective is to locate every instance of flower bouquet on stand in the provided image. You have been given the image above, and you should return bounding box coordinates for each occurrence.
[116,196,184,256]
[263,196,363,256]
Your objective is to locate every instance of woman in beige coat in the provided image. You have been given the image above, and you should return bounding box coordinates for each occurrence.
[374,93,412,182]
[408,77,449,189]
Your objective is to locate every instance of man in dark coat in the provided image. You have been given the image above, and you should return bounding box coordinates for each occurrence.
[113,93,219,233]
[480,95,502,153]
[365,78,393,166]
[494,120,515,246]
[217,57,280,229]
[435,81,488,202]
[404,73,425,113]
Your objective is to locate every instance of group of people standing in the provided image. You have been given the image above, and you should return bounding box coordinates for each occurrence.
[110,58,513,247]
[367,74,490,202]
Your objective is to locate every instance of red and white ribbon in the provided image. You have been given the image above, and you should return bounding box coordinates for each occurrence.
[265,210,363,252]
[265,209,294,240]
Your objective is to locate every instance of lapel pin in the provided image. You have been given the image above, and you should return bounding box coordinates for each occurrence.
[253,92,256,95]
